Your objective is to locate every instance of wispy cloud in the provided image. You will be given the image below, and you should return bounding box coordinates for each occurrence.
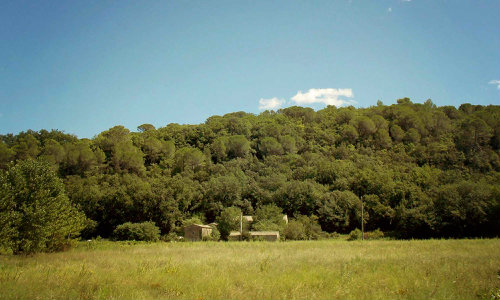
[291,88,354,107]
[401,0,411,2]
[387,7,392,13]
[489,80,500,89]
[258,97,286,110]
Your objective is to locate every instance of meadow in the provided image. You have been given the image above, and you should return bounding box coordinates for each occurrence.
[0,239,499,300]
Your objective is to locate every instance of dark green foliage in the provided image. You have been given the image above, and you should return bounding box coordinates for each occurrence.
[317,191,361,233]
[174,147,205,172]
[113,222,160,241]
[216,206,242,240]
[296,215,323,240]
[347,228,384,241]
[1,100,499,240]
[283,220,306,240]
[0,142,15,169]
[227,135,250,158]
[347,228,362,241]
[283,215,323,240]
[0,159,85,254]
[203,224,220,241]
[259,137,283,157]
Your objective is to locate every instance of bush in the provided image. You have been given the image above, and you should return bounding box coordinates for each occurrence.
[0,159,85,254]
[202,225,220,241]
[365,229,385,240]
[113,222,160,242]
[347,228,362,241]
[252,220,282,232]
[321,231,340,239]
[347,228,384,241]
[283,220,306,240]
[161,232,181,242]
[296,215,323,240]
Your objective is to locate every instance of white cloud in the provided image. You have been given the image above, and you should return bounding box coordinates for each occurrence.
[387,7,392,12]
[489,80,500,89]
[259,97,286,110]
[401,0,411,2]
[291,88,354,107]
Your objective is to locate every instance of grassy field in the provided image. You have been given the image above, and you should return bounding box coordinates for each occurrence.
[0,239,499,300]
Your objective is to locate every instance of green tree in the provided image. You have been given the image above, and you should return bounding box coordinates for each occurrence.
[216,206,242,240]
[254,204,284,224]
[0,159,85,254]
[210,137,228,163]
[137,123,156,133]
[317,190,361,233]
[95,126,145,174]
[227,135,250,158]
[141,137,175,165]
[390,125,405,143]
[259,137,284,157]
[280,135,297,154]
[41,139,66,167]
[353,116,377,139]
[0,142,15,169]
[174,147,205,172]
[340,124,358,144]
[13,134,40,160]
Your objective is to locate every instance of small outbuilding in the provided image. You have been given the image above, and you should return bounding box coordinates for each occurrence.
[184,224,213,241]
[250,231,280,241]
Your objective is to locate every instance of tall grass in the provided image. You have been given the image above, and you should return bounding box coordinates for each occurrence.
[1,239,498,299]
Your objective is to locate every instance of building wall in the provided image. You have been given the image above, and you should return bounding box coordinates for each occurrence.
[185,227,202,241]
[201,228,212,238]
[251,233,280,241]
[184,225,212,241]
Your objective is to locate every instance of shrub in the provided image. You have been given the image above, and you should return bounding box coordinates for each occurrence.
[365,229,384,240]
[296,215,323,240]
[202,225,220,241]
[162,232,182,242]
[283,220,306,240]
[347,228,385,241]
[252,220,282,232]
[347,228,362,241]
[113,222,160,241]
[0,159,85,254]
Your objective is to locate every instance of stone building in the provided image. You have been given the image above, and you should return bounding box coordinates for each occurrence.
[184,224,213,241]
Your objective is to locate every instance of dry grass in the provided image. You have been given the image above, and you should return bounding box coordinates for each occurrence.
[0,239,499,299]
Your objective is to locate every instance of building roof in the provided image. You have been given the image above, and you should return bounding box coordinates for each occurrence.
[229,231,242,236]
[249,231,280,236]
[184,224,212,229]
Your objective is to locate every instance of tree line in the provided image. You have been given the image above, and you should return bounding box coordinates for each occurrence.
[1,99,499,250]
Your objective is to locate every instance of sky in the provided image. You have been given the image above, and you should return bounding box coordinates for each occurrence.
[1,0,499,138]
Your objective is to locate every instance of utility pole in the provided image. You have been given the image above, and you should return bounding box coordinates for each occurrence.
[361,198,364,241]
[240,213,243,241]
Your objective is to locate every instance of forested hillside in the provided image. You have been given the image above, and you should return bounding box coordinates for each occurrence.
[1,99,499,239]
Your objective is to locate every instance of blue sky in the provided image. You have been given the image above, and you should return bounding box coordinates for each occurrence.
[1,0,499,138]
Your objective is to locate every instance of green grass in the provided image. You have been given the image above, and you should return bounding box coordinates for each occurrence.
[1,239,499,299]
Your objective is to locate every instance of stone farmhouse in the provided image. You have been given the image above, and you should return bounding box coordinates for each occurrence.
[184,224,213,241]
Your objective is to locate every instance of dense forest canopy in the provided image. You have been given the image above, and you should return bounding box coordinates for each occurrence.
[1,99,499,239]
